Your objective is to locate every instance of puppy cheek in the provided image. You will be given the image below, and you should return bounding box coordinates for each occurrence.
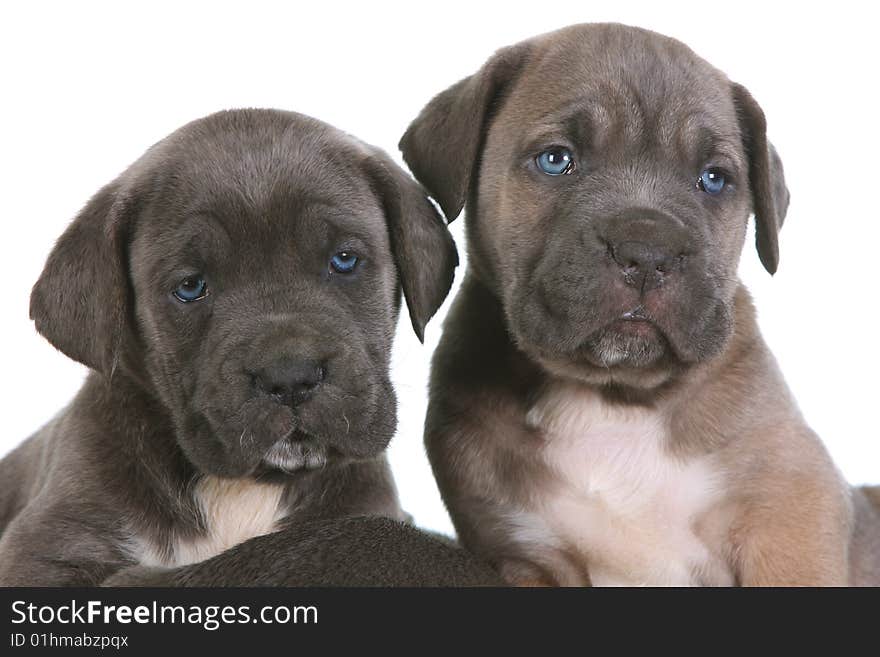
[184,377,293,475]
[140,343,199,422]
[663,288,734,363]
[355,375,398,454]
[506,297,564,354]
[156,371,242,476]
[175,411,254,477]
[307,373,396,458]
[505,277,602,356]
[233,398,296,452]
[682,313,732,363]
[696,298,736,360]
[506,303,565,357]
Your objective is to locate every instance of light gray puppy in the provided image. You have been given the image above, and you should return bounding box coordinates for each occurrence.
[401,23,880,586]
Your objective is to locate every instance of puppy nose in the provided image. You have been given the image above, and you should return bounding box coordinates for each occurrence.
[252,359,325,406]
[610,241,682,291]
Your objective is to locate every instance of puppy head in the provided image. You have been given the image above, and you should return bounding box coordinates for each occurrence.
[31,109,457,477]
[401,23,789,389]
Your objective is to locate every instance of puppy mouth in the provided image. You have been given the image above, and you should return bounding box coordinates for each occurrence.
[611,308,661,338]
[596,306,665,341]
[260,433,334,473]
[574,308,671,368]
[223,400,333,474]
[516,281,731,383]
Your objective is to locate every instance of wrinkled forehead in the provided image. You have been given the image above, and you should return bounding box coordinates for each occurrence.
[498,27,743,162]
[140,123,385,242]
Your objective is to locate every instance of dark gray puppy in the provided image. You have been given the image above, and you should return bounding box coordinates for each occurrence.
[401,24,880,586]
[0,109,500,586]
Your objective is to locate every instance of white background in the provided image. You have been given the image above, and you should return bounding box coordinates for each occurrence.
[2,1,878,536]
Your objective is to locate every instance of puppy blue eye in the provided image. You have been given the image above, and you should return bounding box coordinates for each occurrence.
[536,148,575,176]
[173,276,207,302]
[330,251,358,274]
[698,168,726,195]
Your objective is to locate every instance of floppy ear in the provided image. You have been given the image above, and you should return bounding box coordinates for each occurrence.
[399,43,532,222]
[731,83,791,275]
[30,180,135,376]
[364,151,459,342]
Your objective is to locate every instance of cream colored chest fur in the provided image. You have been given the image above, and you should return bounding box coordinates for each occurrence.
[522,383,733,586]
[133,476,286,568]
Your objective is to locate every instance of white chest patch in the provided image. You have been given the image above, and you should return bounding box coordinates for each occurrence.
[135,477,286,569]
[522,382,730,586]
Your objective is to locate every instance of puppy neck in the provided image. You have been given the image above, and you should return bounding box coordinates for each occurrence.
[131,474,287,569]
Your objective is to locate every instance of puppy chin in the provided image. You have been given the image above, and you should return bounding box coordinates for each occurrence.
[516,318,680,390]
[582,321,668,368]
[262,437,329,473]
